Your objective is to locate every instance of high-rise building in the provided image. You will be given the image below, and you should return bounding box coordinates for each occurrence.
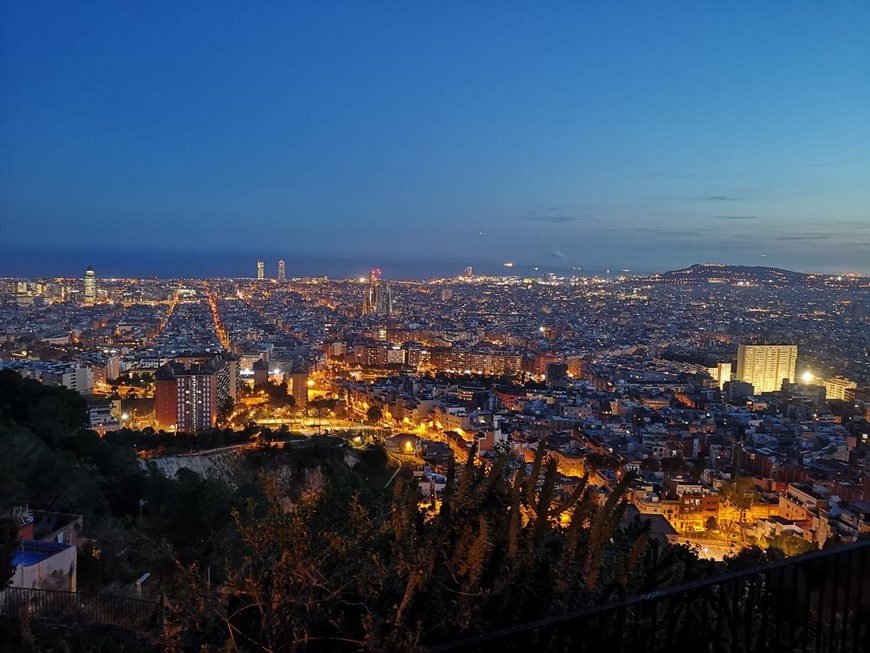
[736,344,798,394]
[705,362,732,390]
[83,266,96,305]
[362,268,393,316]
[823,376,858,401]
[257,260,264,280]
[155,353,238,432]
[278,259,286,281]
[289,354,309,408]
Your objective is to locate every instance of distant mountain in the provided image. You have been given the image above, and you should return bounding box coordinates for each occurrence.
[643,263,863,286]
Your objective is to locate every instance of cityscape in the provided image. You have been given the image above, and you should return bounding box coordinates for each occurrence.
[3,2,870,652]
[3,263,869,559]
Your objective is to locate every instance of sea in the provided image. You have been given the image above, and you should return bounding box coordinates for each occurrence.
[0,247,656,280]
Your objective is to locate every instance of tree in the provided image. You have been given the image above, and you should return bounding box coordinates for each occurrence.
[767,533,814,557]
[163,443,657,651]
[660,456,683,472]
[0,518,17,588]
[639,458,661,472]
[719,477,760,542]
[216,396,234,426]
[366,405,383,423]
[719,477,759,513]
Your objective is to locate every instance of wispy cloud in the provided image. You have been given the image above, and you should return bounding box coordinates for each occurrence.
[773,225,870,242]
[525,216,587,224]
[713,215,758,220]
[699,195,742,201]
[774,235,832,241]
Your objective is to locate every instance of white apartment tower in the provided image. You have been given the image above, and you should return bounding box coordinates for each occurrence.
[257,259,264,280]
[736,344,798,394]
[278,259,286,281]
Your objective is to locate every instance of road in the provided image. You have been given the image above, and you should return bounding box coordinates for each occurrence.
[678,537,741,561]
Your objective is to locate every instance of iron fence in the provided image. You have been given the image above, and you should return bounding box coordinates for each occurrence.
[0,587,162,633]
[431,539,870,653]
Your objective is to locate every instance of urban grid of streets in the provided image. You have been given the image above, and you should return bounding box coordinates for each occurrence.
[2,266,869,560]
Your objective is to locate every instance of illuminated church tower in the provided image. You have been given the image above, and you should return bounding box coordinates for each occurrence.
[362,269,393,317]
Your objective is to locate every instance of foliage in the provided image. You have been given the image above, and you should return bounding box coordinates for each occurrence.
[719,476,760,512]
[0,369,88,445]
[723,545,786,570]
[766,533,814,557]
[0,372,247,593]
[255,380,296,409]
[105,426,257,453]
[0,518,17,588]
[366,405,383,422]
[163,443,697,650]
[585,452,620,470]
[639,458,661,471]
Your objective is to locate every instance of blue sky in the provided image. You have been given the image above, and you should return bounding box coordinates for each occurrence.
[1,1,868,277]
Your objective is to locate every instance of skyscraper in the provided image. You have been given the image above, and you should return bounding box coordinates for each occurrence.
[362,268,393,316]
[155,353,237,432]
[257,260,264,280]
[278,259,286,281]
[83,266,96,305]
[736,344,798,393]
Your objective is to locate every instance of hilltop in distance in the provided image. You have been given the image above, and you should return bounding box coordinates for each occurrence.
[643,263,866,287]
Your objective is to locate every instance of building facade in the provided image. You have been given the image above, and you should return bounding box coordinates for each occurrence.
[155,353,237,432]
[83,266,96,305]
[736,344,798,393]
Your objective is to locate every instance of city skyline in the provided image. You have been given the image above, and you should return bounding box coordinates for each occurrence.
[2,3,869,275]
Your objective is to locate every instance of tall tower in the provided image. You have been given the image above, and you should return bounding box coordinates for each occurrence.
[278,260,286,281]
[257,260,264,280]
[362,269,393,317]
[736,344,798,393]
[83,266,96,305]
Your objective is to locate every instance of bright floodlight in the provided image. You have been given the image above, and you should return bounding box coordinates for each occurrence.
[801,371,814,383]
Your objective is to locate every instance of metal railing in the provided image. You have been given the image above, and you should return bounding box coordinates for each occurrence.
[431,539,870,653]
[0,587,162,633]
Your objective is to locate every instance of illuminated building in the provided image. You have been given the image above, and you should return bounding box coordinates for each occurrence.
[155,353,237,432]
[736,344,798,394]
[83,266,96,305]
[361,268,393,316]
[289,354,309,408]
[705,362,732,390]
[464,266,473,279]
[823,376,857,401]
[277,259,286,281]
[257,260,264,280]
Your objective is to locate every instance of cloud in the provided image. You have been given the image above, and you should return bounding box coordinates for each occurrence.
[713,215,758,220]
[644,173,697,179]
[551,250,566,259]
[699,195,742,201]
[526,216,585,223]
[773,226,870,242]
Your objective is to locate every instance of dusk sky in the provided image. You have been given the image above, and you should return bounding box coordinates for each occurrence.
[2,2,869,277]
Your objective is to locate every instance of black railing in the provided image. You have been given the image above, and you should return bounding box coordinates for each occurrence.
[0,587,162,633]
[431,539,870,653]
